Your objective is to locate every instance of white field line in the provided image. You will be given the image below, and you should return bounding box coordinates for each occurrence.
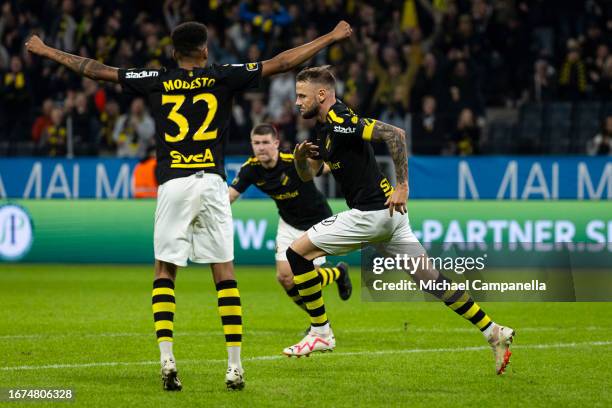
[1,341,611,371]
[0,325,608,341]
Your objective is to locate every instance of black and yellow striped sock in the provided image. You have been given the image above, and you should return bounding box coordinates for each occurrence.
[317,267,341,288]
[426,275,492,332]
[285,267,340,311]
[443,289,492,331]
[216,280,242,347]
[152,278,176,344]
[285,286,307,311]
[287,248,328,327]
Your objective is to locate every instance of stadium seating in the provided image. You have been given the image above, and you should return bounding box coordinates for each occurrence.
[573,101,601,153]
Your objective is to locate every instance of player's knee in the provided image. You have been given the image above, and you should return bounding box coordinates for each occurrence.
[286,247,313,274]
[211,261,235,283]
[155,260,177,280]
[276,271,294,289]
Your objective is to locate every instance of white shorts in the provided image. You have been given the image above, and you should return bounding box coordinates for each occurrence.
[307,208,425,257]
[276,217,326,266]
[154,172,233,266]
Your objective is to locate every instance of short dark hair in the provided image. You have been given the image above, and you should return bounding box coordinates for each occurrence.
[251,123,278,139]
[171,22,208,57]
[296,66,336,88]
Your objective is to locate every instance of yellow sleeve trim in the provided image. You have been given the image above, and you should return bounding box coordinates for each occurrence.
[242,157,259,167]
[279,152,294,161]
[327,110,345,124]
[362,119,377,141]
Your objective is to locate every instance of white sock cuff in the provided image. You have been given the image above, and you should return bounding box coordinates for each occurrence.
[159,341,174,360]
[228,346,242,369]
[482,322,496,338]
[311,322,331,335]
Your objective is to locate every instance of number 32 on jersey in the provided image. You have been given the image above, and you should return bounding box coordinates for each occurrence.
[162,92,218,142]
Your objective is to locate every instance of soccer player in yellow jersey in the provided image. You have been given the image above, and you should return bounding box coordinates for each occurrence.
[284,66,515,375]
[26,21,353,390]
[229,123,352,322]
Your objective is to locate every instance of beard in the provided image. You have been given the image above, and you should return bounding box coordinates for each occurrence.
[300,103,319,119]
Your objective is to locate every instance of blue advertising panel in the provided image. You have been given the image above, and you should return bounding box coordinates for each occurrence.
[0,156,609,199]
[0,156,265,199]
[410,156,611,200]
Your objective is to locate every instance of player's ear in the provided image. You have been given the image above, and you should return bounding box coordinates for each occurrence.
[318,88,326,103]
[172,49,178,62]
[202,46,208,60]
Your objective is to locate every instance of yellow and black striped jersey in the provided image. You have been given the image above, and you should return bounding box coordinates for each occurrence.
[118,62,262,184]
[231,151,332,230]
[310,100,392,211]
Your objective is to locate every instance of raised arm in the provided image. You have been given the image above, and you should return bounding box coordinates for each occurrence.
[293,142,323,182]
[368,120,409,215]
[261,21,352,77]
[25,35,119,83]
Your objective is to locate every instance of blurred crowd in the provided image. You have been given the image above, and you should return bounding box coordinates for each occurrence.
[0,0,611,157]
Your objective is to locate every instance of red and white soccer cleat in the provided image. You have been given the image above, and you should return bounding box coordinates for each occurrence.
[488,324,515,375]
[283,329,336,357]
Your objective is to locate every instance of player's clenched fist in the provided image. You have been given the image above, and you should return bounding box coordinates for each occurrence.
[330,21,352,41]
[25,35,47,55]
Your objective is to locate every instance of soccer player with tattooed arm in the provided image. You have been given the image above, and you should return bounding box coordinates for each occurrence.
[229,123,352,329]
[285,66,515,375]
[25,20,353,391]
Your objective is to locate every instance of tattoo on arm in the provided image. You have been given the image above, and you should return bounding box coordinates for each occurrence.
[296,159,309,171]
[295,157,314,181]
[50,49,118,82]
[369,121,408,184]
[261,34,334,77]
[78,59,91,76]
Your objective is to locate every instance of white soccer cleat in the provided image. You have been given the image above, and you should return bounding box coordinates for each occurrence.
[225,365,245,390]
[283,329,336,357]
[488,324,515,375]
[160,357,182,391]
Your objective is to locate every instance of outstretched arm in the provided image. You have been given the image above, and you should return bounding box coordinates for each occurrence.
[25,35,119,82]
[368,121,409,216]
[261,21,352,77]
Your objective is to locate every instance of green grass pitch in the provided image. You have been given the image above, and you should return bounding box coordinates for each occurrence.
[1,264,611,407]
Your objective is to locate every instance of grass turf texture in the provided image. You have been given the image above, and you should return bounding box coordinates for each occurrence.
[1,264,611,407]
